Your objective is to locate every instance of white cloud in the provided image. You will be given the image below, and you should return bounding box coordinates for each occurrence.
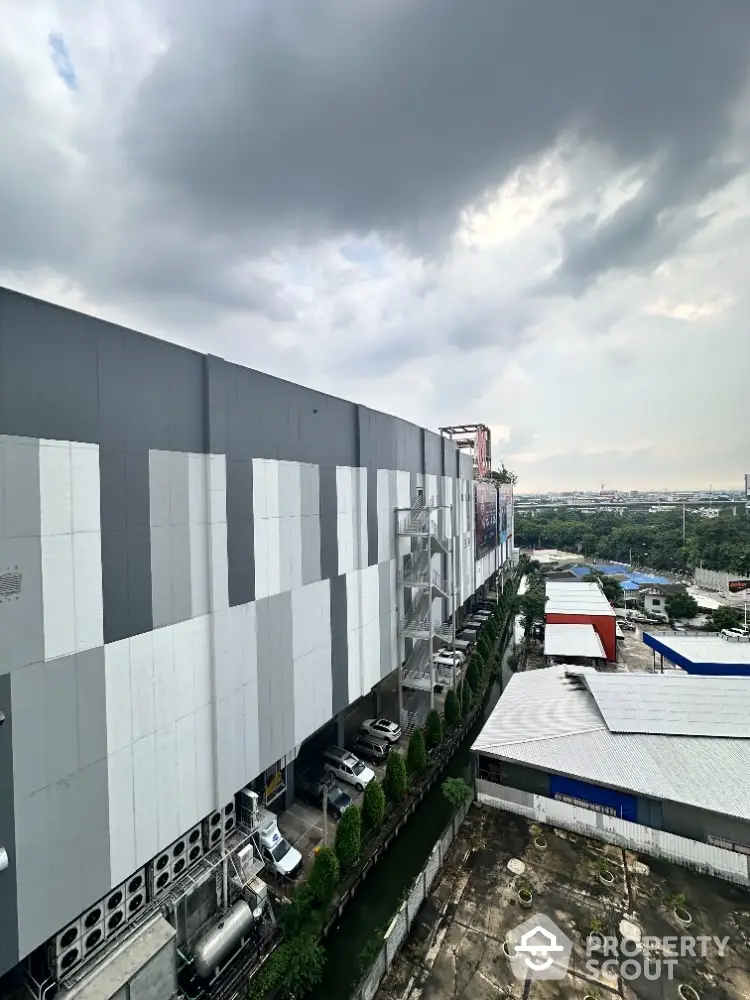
[1,0,749,492]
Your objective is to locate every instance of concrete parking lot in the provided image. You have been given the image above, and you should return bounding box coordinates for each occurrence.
[276,723,412,877]
[377,806,750,999]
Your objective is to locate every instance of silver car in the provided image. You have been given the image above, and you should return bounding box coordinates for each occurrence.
[360,718,402,743]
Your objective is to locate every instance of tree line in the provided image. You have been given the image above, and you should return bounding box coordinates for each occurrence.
[515,507,750,576]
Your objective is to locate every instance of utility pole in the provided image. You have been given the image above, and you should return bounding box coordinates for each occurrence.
[322,784,328,848]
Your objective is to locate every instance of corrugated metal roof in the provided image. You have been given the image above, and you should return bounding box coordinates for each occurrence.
[472,667,750,822]
[582,673,750,737]
[620,580,640,591]
[544,624,605,659]
[545,581,615,617]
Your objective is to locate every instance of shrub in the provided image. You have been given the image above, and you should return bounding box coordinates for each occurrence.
[279,934,326,996]
[425,709,443,750]
[461,678,472,714]
[308,846,339,905]
[442,777,473,810]
[478,636,491,659]
[384,748,408,802]
[407,728,427,775]
[444,688,461,727]
[335,804,361,873]
[362,778,386,832]
[466,658,481,693]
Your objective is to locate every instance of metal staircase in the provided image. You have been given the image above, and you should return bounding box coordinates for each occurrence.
[397,495,457,725]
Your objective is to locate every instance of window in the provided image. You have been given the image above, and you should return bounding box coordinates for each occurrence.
[708,834,750,856]
[651,598,661,606]
[554,793,617,817]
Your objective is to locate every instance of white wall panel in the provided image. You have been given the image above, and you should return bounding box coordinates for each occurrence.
[208,521,229,612]
[243,681,260,780]
[72,531,103,651]
[266,515,281,597]
[155,723,179,847]
[132,733,159,866]
[71,444,100,533]
[194,703,215,817]
[252,458,268,519]
[107,745,136,886]
[153,626,177,731]
[188,452,208,525]
[356,467,367,571]
[41,533,75,659]
[337,510,354,575]
[39,440,72,536]
[175,713,198,833]
[189,521,210,617]
[193,615,212,708]
[104,640,133,756]
[253,518,269,600]
[266,460,280,519]
[129,631,155,743]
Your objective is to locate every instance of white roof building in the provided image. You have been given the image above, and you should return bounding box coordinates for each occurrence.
[473,667,750,822]
[544,624,605,660]
[545,581,615,618]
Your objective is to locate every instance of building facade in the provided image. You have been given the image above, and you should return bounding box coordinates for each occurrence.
[0,288,513,983]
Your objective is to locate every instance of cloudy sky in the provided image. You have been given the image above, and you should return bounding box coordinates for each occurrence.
[3,1,750,491]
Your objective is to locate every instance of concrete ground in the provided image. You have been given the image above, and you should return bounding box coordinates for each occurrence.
[376,807,750,1000]
[276,724,412,879]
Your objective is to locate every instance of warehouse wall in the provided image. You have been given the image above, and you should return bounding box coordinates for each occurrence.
[0,288,489,977]
[546,612,617,661]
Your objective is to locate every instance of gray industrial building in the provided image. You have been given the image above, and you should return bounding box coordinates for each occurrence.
[474,667,750,886]
[0,287,515,996]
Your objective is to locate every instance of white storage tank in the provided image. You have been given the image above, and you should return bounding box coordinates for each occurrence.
[192,901,255,979]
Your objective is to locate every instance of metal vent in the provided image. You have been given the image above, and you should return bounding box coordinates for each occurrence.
[0,572,22,599]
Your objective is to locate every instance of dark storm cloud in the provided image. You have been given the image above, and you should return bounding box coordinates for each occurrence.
[125,0,750,258]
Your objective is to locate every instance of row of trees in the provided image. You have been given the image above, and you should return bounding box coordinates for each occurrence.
[247,591,514,998]
[515,507,750,576]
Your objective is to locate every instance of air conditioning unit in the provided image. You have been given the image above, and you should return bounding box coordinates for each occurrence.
[171,836,187,860]
[125,869,145,900]
[126,888,146,919]
[204,811,223,851]
[247,875,268,912]
[223,799,235,819]
[224,811,236,837]
[187,824,203,865]
[105,885,125,913]
[239,788,259,829]
[105,907,126,939]
[82,921,104,957]
[236,844,256,876]
[54,919,81,955]
[171,855,187,880]
[54,943,82,981]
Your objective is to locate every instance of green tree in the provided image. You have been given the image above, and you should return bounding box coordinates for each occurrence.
[707,605,743,631]
[425,709,443,750]
[407,728,427,775]
[279,935,326,996]
[665,591,700,621]
[442,777,473,810]
[444,688,461,727]
[307,846,340,906]
[465,657,481,694]
[384,748,408,802]
[461,678,472,714]
[520,589,547,638]
[362,778,386,832]
[334,804,361,873]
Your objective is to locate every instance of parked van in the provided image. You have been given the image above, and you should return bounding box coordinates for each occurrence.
[323,746,375,791]
[256,808,302,879]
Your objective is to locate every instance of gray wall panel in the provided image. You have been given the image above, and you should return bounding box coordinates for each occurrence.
[76,648,108,771]
[171,524,192,623]
[330,574,348,715]
[256,591,294,769]
[0,673,19,974]
[301,515,321,586]
[424,430,442,477]
[378,560,393,679]
[319,466,338,580]
[227,517,255,607]
[2,436,40,539]
[127,526,154,639]
[0,535,44,676]
[299,464,319,517]
[366,468,378,567]
[75,758,111,910]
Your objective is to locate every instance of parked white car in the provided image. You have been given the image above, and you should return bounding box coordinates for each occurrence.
[360,718,402,743]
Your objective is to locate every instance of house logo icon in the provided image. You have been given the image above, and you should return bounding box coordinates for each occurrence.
[507,913,572,981]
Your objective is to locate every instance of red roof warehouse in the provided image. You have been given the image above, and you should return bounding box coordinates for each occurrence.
[545,581,617,661]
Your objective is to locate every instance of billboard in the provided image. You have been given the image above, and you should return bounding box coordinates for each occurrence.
[475,482,498,557]
[728,580,750,594]
[498,484,512,544]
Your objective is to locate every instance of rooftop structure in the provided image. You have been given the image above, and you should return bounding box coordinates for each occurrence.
[543,623,605,660]
[545,580,615,617]
[643,631,750,677]
[473,666,750,822]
